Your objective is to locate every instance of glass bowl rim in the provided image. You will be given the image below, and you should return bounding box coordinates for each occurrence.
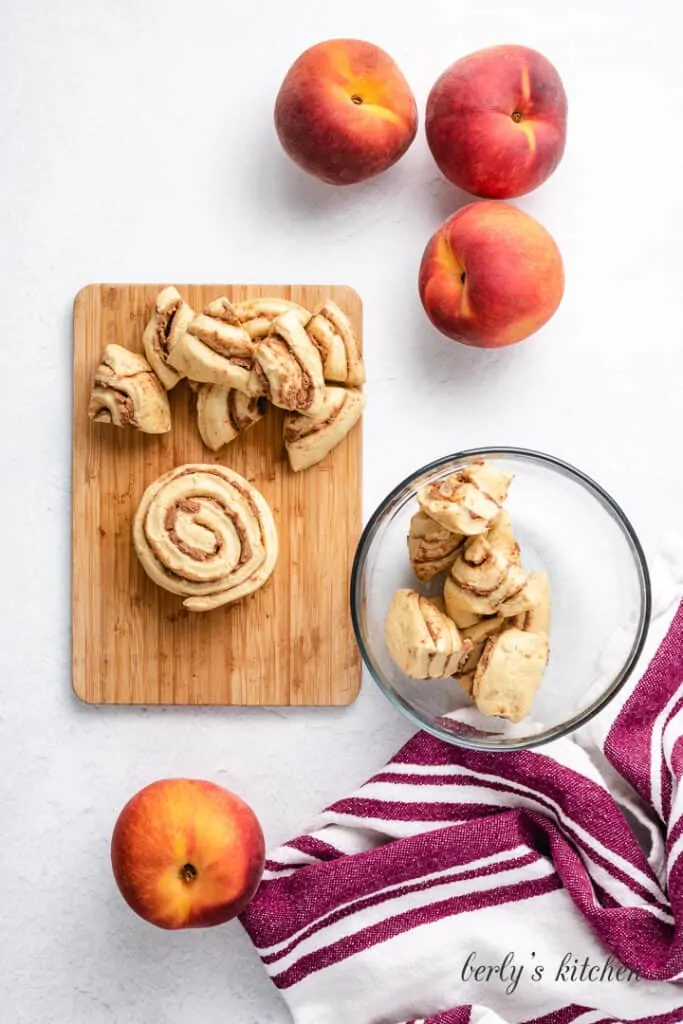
[350,446,652,752]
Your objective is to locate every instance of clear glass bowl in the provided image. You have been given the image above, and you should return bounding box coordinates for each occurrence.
[351,448,651,751]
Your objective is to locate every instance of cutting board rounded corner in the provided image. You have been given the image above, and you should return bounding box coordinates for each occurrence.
[73,283,100,315]
[339,677,363,707]
[71,671,94,705]
[331,284,362,307]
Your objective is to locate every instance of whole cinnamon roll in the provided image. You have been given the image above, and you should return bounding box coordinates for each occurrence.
[133,465,278,611]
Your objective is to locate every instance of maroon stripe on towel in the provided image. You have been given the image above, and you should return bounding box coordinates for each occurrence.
[286,836,344,862]
[414,1002,683,1024]
[606,600,683,819]
[328,796,496,823]
[669,735,683,779]
[264,860,293,873]
[364,769,664,907]
[632,1009,683,1024]
[261,850,541,966]
[270,873,563,989]
[666,812,683,860]
[243,812,537,949]
[527,1008,606,1024]
[387,740,656,871]
[422,1009,472,1023]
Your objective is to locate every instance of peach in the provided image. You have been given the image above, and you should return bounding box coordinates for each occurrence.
[111,779,265,930]
[418,201,564,348]
[426,45,567,199]
[275,39,418,185]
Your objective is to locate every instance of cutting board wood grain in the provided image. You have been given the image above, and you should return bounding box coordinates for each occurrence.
[72,283,363,706]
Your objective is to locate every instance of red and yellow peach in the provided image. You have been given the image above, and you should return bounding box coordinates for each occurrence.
[426,45,567,199]
[419,201,564,348]
[275,39,418,185]
[111,779,265,930]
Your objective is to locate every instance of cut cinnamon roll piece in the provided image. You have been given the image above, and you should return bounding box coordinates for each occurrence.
[418,461,513,536]
[456,672,476,698]
[450,535,510,594]
[142,286,194,390]
[202,295,242,326]
[167,307,256,392]
[196,384,268,452]
[88,344,171,434]
[500,571,551,633]
[283,386,365,472]
[456,615,507,676]
[248,309,326,416]
[442,580,482,629]
[233,297,311,340]
[444,534,527,621]
[407,512,463,582]
[133,464,278,612]
[306,299,365,386]
[473,628,549,722]
[384,590,472,679]
[486,510,521,566]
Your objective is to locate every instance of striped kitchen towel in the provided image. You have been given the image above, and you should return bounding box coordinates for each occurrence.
[241,596,683,1024]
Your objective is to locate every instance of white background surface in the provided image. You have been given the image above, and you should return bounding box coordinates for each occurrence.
[1,0,682,1021]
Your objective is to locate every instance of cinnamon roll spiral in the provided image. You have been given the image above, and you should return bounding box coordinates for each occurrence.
[133,465,278,611]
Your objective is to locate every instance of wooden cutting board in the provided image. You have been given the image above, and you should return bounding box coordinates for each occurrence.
[72,284,363,706]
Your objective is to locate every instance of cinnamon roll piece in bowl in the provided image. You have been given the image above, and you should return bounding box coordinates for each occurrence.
[418,461,513,536]
[407,512,463,582]
[133,465,278,611]
[384,589,471,679]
